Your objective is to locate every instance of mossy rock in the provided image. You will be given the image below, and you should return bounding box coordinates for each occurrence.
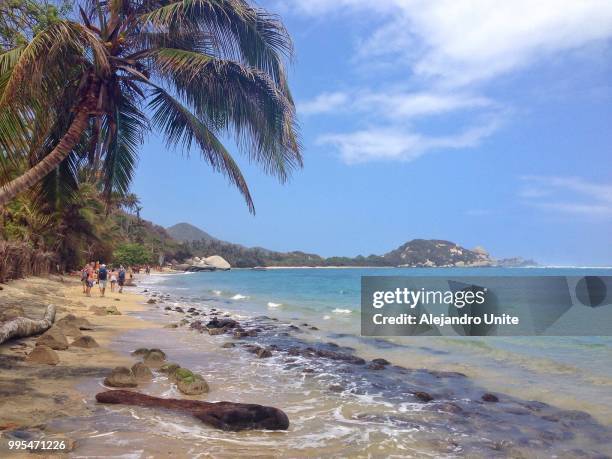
[177,373,209,395]
[158,363,180,377]
[174,368,194,381]
[143,350,166,367]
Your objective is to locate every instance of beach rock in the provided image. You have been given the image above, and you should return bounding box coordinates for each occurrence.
[164,323,178,328]
[309,326,319,330]
[366,362,386,370]
[131,362,153,381]
[177,373,209,395]
[482,393,499,403]
[206,318,237,329]
[57,314,93,330]
[207,327,225,336]
[104,366,137,388]
[204,256,231,271]
[328,384,345,393]
[221,342,236,348]
[95,390,289,431]
[132,348,150,357]
[372,358,390,366]
[159,363,180,377]
[71,335,99,348]
[233,330,249,338]
[143,349,166,367]
[164,306,172,311]
[413,391,434,402]
[175,307,184,313]
[105,305,121,315]
[187,308,196,313]
[58,323,82,338]
[36,326,69,350]
[26,345,59,365]
[147,299,156,304]
[89,305,121,316]
[256,348,273,358]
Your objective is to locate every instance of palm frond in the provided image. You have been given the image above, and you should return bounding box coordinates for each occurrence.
[148,86,254,213]
[151,47,301,182]
[140,0,293,87]
[102,91,148,198]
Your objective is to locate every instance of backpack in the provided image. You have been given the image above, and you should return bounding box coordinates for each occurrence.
[98,267,108,280]
[118,269,126,280]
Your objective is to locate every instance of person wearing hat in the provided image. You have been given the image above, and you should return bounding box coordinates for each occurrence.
[98,263,109,297]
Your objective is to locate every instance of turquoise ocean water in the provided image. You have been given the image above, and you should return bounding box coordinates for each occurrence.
[144,267,612,424]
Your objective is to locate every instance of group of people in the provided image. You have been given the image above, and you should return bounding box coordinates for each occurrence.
[80,262,127,297]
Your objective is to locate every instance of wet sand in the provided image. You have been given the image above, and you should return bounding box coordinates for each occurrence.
[0,275,155,457]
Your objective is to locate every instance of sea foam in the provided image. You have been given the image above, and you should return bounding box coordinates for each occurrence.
[267,302,282,308]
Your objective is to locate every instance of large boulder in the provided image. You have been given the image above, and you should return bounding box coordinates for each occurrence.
[104,366,137,387]
[203,256,231,271]
[26,345,59,365]
[36,326,69,350]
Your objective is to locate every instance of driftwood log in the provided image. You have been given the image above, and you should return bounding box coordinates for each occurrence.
[0,304,56,345]
[96,390,289,431]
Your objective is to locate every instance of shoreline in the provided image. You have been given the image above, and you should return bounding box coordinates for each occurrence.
[0,275,154,454]
[1,273,611,457]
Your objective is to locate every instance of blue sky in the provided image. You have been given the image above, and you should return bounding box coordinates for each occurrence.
[133,0,612,265]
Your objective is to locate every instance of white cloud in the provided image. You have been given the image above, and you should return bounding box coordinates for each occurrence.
[519,176,612,217]
[298,90,493,119]
[280,0,612,163]
[284,0,612,87]
[297,92,350,115]
[318,120,499,164]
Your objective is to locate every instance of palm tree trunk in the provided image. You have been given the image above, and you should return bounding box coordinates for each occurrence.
[0,108,90,207]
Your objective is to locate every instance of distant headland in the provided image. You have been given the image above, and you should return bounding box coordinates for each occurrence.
[166,223,536,269]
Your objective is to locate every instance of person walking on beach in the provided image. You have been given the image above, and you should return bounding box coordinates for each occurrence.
[110,269,117,292]
[81,265,89,293]
[118,266,126,293]
[85,263,95,297]
[98,264,108,297]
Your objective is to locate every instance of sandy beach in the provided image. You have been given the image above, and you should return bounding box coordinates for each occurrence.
[0,275,154,457]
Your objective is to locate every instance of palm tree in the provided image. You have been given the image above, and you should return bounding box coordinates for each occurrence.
[0,0,301,210]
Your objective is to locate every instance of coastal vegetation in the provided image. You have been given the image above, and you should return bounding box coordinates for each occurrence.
[0,0,301,278]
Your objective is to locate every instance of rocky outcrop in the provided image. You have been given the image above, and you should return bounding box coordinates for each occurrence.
[179,255,232,272]
[385,239,493,267]
[95,390,290,431]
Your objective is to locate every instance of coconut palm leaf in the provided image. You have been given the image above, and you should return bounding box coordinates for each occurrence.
[148,86,254,213]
